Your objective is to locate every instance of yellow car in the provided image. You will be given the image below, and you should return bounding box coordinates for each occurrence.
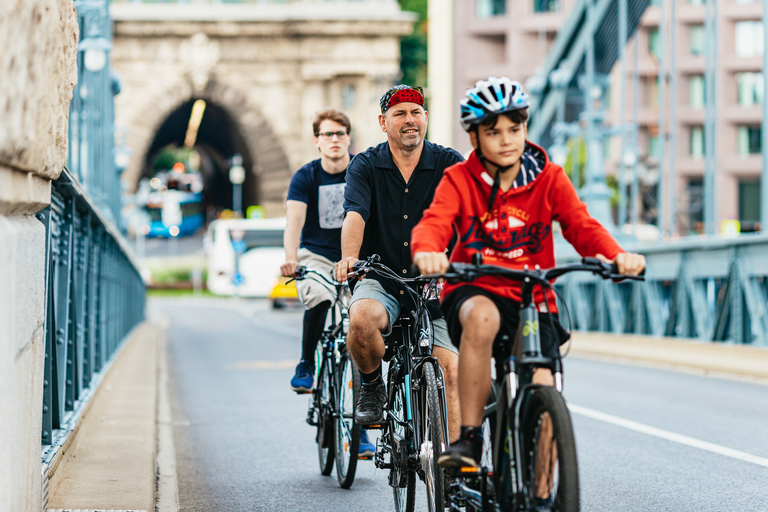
[269,276,299,309]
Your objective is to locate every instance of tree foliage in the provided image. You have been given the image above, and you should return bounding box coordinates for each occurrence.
[397,0,428,87]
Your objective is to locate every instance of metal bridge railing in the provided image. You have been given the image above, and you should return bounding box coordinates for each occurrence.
[556,234,768,347]
[38,0,146,460]
[38,169,146,455]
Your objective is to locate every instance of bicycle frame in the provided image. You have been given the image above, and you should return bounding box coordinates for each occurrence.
[349,257,450,509]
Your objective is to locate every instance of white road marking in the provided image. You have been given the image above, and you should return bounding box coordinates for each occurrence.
[569,404,768,469]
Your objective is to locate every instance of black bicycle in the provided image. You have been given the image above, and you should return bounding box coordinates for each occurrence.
[292,266,361,489]
[426,256,644,512]
[349,255,450,512]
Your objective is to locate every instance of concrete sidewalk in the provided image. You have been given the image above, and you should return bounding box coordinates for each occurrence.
[43,324,768,511]
[46,321,165,512]
[568,332,768,382]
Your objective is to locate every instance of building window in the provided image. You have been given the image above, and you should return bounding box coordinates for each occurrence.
[689,25,705,56]
[689,75,705,108]
[341,84,356,109]
[739,179,761,224]
[648,134,661,161]
[687,178,704,234]
[688,0,704,4]
[649,28,661,59]
[735,21,765,57]
[736,72,764,106]
[533,0,559,13]
[477,0,506,17]
[690,126,705,158]
[737,125,762,155]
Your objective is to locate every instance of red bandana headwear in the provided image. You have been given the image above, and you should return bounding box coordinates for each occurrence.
[380,85,425,114]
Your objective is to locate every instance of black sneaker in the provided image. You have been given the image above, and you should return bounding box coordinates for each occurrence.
[437,427,483,468]
[355,381,387,426]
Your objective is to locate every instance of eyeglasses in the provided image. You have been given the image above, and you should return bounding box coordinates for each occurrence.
[317,131,348,139]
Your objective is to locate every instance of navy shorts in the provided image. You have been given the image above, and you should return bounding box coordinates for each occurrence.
[441,285,570,360]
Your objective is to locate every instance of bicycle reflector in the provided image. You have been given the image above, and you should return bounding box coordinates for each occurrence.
[460,467,481,473]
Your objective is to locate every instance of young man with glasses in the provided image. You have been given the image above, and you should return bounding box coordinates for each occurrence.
[280,109,376,457]
[334,85,464,444]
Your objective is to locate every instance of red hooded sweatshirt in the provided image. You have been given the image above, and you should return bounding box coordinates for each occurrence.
[410,142,623,310]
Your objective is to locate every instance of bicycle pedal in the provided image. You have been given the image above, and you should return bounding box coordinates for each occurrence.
[358,455,373,460]
[294,389,313,395]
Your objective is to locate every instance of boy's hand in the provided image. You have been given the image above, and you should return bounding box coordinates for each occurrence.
[596,252,646,277]
[335,257,359,283]
[414,252,449,275]
[280,260,299,277]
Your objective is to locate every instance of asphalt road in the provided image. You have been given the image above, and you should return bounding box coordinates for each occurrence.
[154,298,768,512]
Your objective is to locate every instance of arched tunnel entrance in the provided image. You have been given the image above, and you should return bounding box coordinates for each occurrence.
[142,98,259,225]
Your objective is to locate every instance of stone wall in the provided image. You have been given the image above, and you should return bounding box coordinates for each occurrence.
[0,1,78,511]
[111,10,414,217]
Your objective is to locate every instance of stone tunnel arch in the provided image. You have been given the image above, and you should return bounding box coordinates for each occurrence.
[121,77,292,218]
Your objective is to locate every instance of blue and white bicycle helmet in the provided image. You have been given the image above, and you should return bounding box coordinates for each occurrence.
[459,77,529,131]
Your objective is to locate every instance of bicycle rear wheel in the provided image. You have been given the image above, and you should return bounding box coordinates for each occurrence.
[316,353,335,476]
[334,350,361,488]
[389,369,416,512]
[521,386,579,512]
[419,363,447,512]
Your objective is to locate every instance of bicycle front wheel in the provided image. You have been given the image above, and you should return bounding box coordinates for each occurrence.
[389,369,416,512]
[334,350,361,488]
[521,386,579,512]
[316,355,335,476]
[419,363,447,512]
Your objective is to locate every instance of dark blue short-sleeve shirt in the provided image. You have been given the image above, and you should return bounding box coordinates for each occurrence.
[343,140,463,283]
[287,159,347,262]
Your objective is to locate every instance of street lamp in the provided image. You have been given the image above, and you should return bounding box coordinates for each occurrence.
[229,153,245,217]
[79,36,112,72]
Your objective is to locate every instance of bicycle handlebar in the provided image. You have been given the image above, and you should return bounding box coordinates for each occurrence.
[288,265,343,288]
[417,256,645,285]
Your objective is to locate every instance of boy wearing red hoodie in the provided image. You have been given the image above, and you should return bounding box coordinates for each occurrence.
[411,77,645,468]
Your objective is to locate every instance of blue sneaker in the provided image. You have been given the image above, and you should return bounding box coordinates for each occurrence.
[358,429,376,457]
[290,360,314,393]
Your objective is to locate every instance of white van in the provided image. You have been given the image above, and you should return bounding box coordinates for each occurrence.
[204,217,286,297]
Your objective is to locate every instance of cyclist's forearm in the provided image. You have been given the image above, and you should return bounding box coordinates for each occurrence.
[284,200,306,261]
[340,211,365,260]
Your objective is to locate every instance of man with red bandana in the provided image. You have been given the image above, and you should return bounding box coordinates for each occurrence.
[334,85,464,443]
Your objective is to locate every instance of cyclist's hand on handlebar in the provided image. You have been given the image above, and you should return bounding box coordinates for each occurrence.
[413,251,449,276]
[335,256,359,283]
[280,260,300,278]
[596,252,646,277]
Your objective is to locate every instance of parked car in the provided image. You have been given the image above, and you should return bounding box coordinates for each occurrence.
[268,276,299,309]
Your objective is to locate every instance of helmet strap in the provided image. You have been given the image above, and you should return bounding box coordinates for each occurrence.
[474,133,516,213]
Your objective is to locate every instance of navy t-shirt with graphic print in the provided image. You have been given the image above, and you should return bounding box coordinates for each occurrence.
[287,158,347,262]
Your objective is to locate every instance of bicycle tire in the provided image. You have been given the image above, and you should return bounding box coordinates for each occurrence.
[420,363,447,512]
[389,368,416,512]
[334,351,361,488]
[316,354,335,476]
[521,386,579,512]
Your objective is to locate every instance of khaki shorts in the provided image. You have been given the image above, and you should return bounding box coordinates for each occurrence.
[296,248,345,309]
[350,278,457,355]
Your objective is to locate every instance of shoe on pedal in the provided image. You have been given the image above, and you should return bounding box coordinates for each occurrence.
[437,426,482,469]
[358,429,376,457]
[355,381,387,426]
[290,360,314,393]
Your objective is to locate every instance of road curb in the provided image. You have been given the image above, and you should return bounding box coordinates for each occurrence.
[568,332,768,381]
[155,317,179,512]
